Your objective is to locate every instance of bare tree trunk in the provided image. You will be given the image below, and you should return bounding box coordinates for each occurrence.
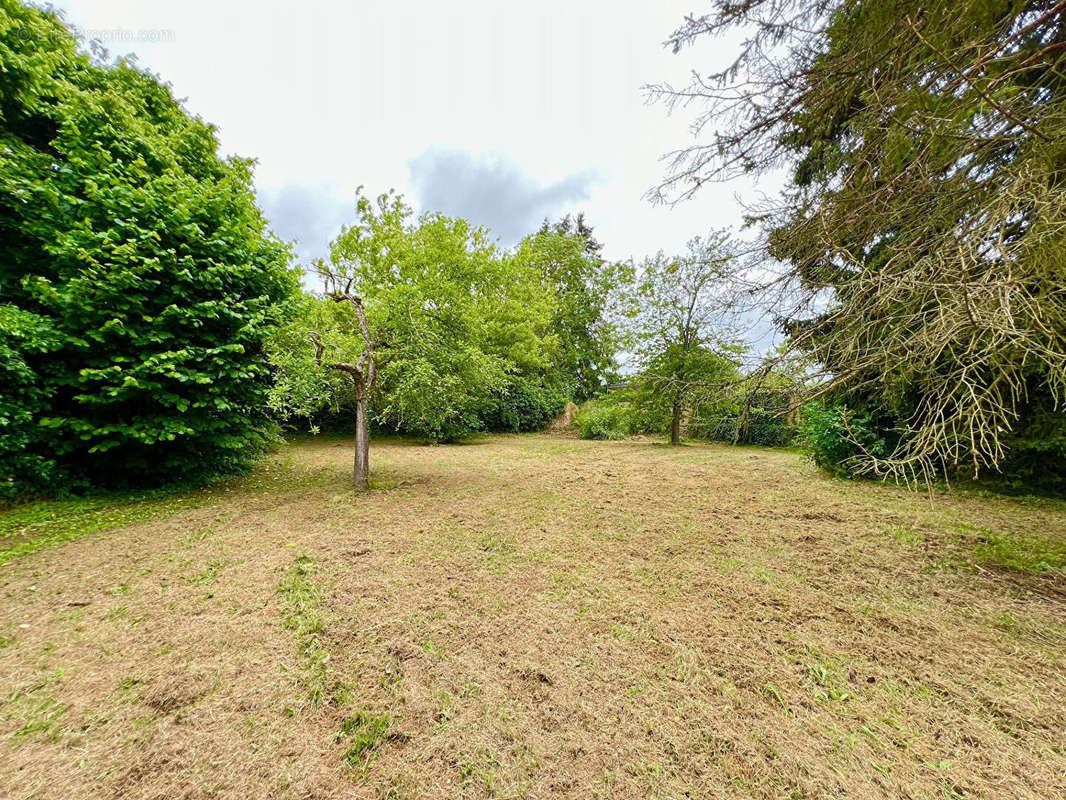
[354,396,369,491]
[670,399,682,445]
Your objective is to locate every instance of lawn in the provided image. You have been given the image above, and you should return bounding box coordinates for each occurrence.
[1,435,1064,799]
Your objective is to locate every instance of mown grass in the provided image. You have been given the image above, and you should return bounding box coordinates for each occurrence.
[968,524,1066,574]
[1,435,1064,800]
[278,554,330,709]
[337,710,392,767]
[0,489,198,566]
[0,450,344,566]
[2,669,68,743]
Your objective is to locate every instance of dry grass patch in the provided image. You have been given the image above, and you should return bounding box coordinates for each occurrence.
[1,434,1064,799]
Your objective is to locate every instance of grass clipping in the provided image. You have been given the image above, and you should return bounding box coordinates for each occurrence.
[278,554,330,709]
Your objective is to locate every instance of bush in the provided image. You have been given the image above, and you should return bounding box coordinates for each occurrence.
[740,408,794,447]
[479,375,568,433]
[689,409,792,447]
[0,306,63,500]
[575,402,630,440]
[992,392,1066,492]
[622,387,672,435]
[797,403,886,478]
[1,4,298,494]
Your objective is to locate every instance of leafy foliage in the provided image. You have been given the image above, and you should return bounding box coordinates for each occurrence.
[478,374,568,433]
[625,346,744,437]
[0,305,62,498]
[266,296,361,432]
[625,234,744,443]
[0,2,298,497]
[520,214,626,400]
[269,190,568,442]
[797,404,887,479]
[575,401,630,440]
[689,392,794,447]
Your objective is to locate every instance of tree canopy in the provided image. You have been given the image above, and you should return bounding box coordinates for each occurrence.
[523,213,623,401]
[268,191,581,444]
[0,1,298,498]
[626,233,744,444]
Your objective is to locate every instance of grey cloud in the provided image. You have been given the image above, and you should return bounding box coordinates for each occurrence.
[257,183,351,269]
[408,149,600,245]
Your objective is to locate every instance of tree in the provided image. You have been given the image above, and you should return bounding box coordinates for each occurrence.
[0,305,62,498]
[649,0,1066,484]
[629,233,742,444]
[519,214,624,400]
[267,190,565,488]
[629,344,743,442]
[312,277,375,491]
[329,192,514,444]
[0,2,298,497]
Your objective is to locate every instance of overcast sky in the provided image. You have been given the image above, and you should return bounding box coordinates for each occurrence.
[52,1,778,274]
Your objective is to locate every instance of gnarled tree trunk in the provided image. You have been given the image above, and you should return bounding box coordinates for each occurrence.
[311,277,376,491]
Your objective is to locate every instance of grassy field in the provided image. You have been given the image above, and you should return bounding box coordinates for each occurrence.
[1,434,1064,799]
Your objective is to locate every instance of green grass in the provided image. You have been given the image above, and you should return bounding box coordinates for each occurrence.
[3,670,69,743]
[971,527,1066,574]
[338,710,392,766]
[278,554,330,707]
[0,448,344,566]
[0,489,199,566]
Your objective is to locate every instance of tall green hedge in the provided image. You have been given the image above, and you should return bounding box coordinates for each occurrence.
[0,2,298,498]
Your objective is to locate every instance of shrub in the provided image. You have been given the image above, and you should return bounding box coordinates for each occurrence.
[740,408,794,447]
[797,403,886,478]
[689,409,792,447]
[992,392,1066,492]
[0,306,63,500]
[620,385,672,435]
[479,375,568,433]
[575,402,630,440]
[0,4,298,494]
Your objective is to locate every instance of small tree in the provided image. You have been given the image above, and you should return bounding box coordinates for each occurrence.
[310,274,375,491]
[267,189,565,488]
[629,233,741,445]
[630,345,743,442]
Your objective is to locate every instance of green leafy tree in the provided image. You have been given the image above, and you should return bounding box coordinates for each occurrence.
[266,296,363,429]
[629,346,743,440]
[0,305,61,498]
[629,234,743,444]
[0,2,298,497]
[651,0,1066,485]
[332,192,512,444]
[268,190,565,488]
[519,214,625,400]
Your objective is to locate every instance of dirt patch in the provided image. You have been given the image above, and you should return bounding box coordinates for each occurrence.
[1,435,1064,799]
[547,401,579,433]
